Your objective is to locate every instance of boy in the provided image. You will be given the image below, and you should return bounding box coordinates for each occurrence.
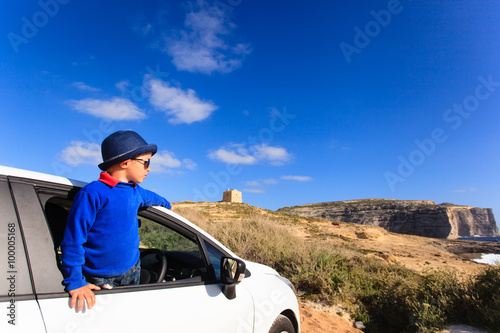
[60,130,172,312]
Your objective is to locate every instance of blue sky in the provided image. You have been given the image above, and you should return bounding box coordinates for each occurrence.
[1,0,500,222]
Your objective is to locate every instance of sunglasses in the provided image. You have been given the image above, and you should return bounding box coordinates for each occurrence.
[131,158,151,168]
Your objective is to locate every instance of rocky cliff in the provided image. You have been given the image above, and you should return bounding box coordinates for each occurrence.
[278,199,499,239]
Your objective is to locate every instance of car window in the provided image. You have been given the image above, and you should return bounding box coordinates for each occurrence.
[139,216,199,252]
[204,241,224,280]
[138,213,211,282]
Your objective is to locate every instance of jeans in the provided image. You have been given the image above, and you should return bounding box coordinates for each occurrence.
[86,259,141,289]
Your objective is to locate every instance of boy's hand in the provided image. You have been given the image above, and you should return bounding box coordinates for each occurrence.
[68,284,101,311]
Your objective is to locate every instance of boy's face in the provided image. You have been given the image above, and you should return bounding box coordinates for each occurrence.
[125,152,152,184]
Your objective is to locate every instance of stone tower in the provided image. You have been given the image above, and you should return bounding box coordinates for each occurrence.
[222,189,242,203]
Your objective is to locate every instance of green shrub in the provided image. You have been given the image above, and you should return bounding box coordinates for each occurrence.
[355,268,500,333]
[139,217,198,252]
[458,268,500,331]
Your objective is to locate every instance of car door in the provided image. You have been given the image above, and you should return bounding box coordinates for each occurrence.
[0,179,46,332]
[10,180,255,333]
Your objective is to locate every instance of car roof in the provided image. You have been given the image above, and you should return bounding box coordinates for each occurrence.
[0,165,88,187]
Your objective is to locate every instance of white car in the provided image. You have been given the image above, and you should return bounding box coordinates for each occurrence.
[0,166,300,333]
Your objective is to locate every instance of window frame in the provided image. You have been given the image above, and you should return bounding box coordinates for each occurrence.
[0,178,35,302]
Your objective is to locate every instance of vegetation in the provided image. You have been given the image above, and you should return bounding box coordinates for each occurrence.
[278,198,438,211]
[175,204,500,333]
[139,217,198,252]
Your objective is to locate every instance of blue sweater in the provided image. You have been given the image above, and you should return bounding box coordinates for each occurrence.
[61,174,171,291]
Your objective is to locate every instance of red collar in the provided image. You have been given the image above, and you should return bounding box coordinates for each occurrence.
[98,172,137,188]
[98,172,120,187]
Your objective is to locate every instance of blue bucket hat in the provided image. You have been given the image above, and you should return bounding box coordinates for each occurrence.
[98,130,157,171]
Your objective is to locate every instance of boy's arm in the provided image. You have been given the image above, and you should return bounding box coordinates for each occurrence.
[139,187,172,209]
[60,191,98,299]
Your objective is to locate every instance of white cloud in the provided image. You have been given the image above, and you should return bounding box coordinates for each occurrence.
[73,81,100,92]
[208,143,292,166]
[61,141,101,166]
[71,55,96,67]
[115,80,130,93]
[151,151,197,173]
[243,188,266,194]
[208,144,257,165]
[165,2,251,74]
[246,178,278,187]
[454,188,477,193]
[330,138,350,150]
[134,23,153,36]
[146,77,217,124]
[262,178,278,185]
[154,151,182,169]
[281,175,314,182]
[247,178,278,186]
[182,158,198,170]
[69,97,146,120]
[252,144,292,166]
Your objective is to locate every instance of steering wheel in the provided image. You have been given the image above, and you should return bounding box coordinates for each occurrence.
[140,249,167,283]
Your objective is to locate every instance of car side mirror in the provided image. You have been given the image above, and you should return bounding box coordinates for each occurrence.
[220,257,246,300]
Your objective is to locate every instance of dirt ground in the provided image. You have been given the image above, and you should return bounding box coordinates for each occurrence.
[299,302,364,333]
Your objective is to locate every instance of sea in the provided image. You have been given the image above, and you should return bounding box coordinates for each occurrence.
[458,236,500,265]
[459,236,500,242]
